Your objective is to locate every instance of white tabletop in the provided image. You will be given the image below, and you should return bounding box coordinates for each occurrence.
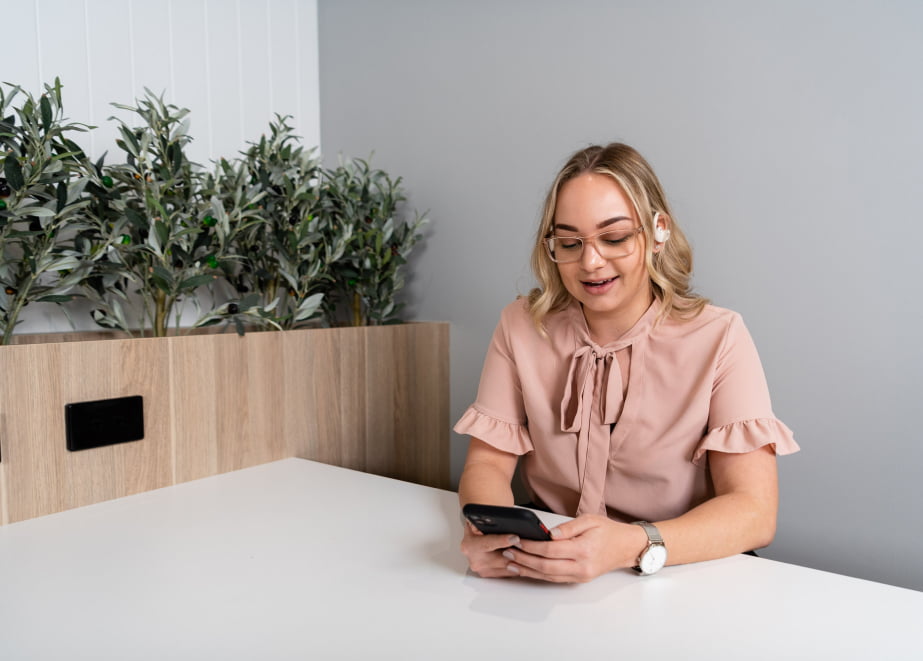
[1,458,921,660]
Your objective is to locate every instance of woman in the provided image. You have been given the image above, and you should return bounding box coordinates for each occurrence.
[455,143,799,583]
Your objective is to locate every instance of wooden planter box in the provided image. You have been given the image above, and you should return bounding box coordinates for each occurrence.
[0,323,449,525]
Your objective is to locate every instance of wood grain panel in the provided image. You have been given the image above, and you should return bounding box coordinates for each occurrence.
[0,338,172,523]
[171,332,288,483]
[365,324,450,489]
[294,327,368,473]
[1,323,450,524]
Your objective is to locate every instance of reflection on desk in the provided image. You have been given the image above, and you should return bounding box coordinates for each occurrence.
[1,458,921,659]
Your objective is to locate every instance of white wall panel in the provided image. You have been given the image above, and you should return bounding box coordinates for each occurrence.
[268,0,303,132]
[6,1,41,92]
[170,0,212,165]
[295,0,320,149]
[204,0,244,162]
[85,0,133,161]
[127,0,172,102]
[237,0,274,146]
[35,0,93,151]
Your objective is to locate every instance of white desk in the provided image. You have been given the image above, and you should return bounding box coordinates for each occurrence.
[1,458,921,659]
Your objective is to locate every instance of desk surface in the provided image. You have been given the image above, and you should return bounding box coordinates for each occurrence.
[1,458,921,660]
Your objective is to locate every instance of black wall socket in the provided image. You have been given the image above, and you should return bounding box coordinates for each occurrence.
[65,395,145,452]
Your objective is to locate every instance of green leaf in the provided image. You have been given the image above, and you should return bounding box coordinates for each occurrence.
[4,154,24,190]
[37,294,73,303]
[178,274,215,290]
[14,206,55,218]
[40,95,53,131]
[56,182,67,213]
[154,220,169,248]
[151,265,174,291]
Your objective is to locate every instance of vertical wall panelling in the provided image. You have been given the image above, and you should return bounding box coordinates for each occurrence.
[170,0,212,165]
[205,0,244,160]
[295,0,321,149]
[7,0,41,92]
[237,0,274,147]
[267,0,303,136]
[35,0,93,151]
[127,0,172,106]
[85,0,134,161]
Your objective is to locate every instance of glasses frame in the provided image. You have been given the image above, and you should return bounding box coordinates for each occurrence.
[543,225,644,264]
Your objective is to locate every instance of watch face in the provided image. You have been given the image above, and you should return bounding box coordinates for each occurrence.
[639,544,667,574]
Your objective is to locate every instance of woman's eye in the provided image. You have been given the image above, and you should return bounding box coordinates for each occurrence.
[601,233,630,245]
[557,239,581,250]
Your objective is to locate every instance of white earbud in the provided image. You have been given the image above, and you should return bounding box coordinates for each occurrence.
[652,212,671,243]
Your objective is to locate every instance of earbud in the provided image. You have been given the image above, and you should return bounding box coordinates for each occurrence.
[652,212,671,243]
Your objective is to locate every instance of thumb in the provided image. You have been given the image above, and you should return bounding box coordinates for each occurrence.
[549,514,602,540]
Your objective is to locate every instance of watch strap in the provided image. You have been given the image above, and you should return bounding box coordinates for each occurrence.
[632,520,663,544]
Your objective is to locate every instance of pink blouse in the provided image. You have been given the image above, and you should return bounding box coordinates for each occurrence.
[454,297,799,522]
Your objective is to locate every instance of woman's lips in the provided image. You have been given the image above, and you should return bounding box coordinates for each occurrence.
[581,275,618,294]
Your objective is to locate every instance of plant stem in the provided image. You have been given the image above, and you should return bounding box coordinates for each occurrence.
[154,290,167,337]
[351,291,363,327]
[1,275,37,345]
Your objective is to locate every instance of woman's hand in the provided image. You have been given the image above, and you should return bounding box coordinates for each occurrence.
[460,520,523,578]
[499,515,645,583]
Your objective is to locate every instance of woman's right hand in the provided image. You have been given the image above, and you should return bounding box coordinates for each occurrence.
[460,520,522,578]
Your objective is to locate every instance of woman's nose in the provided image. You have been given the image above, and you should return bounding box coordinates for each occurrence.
[580,239,606,268]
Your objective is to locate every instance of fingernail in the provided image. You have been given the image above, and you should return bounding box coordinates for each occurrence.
[550,528,562,539]
[507,564,520,575]
[508,535,520,547]
[502,550,515,561]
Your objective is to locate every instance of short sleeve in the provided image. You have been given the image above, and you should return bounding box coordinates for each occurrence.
[693,417,799,465]
[453,304,535,455]
[693,313,800,465]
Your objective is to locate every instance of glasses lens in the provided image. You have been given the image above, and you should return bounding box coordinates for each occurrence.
[595,229,638,258]
[546,228,639,263]
[546,236,583,263]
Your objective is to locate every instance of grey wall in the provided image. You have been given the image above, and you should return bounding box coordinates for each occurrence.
[318,0,923,591]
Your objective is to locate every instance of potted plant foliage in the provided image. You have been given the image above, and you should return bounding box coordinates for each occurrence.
[0,79,114,344]
[76,90,272,337]
[211,114,352,331]
[321,157,428,326]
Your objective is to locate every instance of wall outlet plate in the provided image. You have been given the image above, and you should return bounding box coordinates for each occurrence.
[65,395,144,452]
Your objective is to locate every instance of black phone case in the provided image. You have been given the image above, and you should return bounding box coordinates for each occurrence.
[463,503,552,541]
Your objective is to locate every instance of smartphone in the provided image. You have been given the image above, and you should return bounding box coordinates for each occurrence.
[462,503,552,541]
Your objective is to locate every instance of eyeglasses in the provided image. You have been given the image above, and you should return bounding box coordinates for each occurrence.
[543,226,644,263]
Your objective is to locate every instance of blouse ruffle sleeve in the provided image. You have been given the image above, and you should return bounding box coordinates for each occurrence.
[692,417,799,466]
[696,311,800,465]
[454,405,534,456]
[454,300,536,456]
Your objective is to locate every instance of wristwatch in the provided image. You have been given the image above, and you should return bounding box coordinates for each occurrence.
[631,521,667,575]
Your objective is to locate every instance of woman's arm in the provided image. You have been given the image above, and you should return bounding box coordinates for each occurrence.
[457,437,519,508]
[658,445,778,563]
[503,445,778,582]
[457,437,524,578]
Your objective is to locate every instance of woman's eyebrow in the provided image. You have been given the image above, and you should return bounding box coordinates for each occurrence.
[554,216,632,233]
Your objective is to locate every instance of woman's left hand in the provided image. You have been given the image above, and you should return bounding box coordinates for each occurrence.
[502,514,645,583]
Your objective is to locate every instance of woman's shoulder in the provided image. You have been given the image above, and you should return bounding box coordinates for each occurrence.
[659,302,747,339]
[497,296,576,342]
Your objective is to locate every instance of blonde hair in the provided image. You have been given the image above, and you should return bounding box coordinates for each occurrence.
[528,143,708,332]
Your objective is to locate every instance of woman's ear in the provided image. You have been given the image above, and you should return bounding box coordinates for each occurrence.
[652,212,672,246]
